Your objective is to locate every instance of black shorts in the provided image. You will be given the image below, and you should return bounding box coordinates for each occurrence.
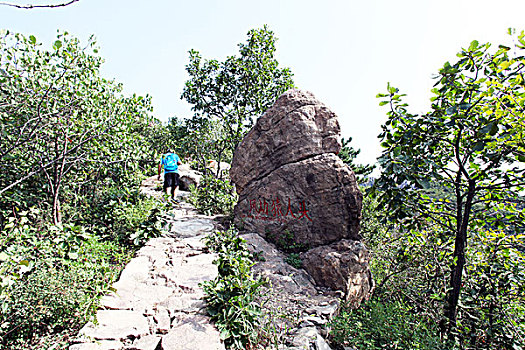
[163,172,180,189]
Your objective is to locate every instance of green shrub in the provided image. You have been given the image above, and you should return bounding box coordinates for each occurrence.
[189,174,237,216]
[284,253,302,269]
[0,229,131,349]
[329,299,446,350]
[0,202,148,349]
[201,226,267,349]
[359,190,525,350]
[266,229,308,253]
[80,188,166,245]
[454,230,525,350]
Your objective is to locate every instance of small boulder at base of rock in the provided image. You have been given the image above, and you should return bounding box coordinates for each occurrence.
[301,240,372,304]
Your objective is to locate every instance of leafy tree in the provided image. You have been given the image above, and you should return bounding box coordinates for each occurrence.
[374,29,525,343]
[0,31,154,224]
[0,31,166,348]
[181,25,295,168]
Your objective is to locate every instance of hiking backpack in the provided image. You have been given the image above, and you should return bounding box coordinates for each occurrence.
[164,153,178,172]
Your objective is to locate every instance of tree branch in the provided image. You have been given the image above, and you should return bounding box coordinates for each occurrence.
[0,0,79,9]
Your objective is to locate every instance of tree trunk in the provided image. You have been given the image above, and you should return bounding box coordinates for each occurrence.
[444,180,476,338]
[52,194,61,225]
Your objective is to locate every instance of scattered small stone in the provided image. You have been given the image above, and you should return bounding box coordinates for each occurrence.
[130,335,161,350]
[290,327,318,348]
[315,333,332,350]
[305,304,338,317]
[69,340,124,350]
[299,319,314,328]
[154,307,171,334]
[301,316,327,326]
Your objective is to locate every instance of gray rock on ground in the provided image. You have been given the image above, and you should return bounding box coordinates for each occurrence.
[241,233,337,350]
[301,240,373,303]
[178,163,203,191]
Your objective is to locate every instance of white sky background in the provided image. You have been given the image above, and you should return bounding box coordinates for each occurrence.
[1,0,524,167]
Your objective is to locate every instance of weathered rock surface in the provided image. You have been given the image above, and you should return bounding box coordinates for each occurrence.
[178,163,203,191]
[235,153,362,247]
[231,89,341,193]
[79,310,149,340]
[230,89,371,304]
[242,232,338,349]
[301,240,373,303]
[162,315,224,350]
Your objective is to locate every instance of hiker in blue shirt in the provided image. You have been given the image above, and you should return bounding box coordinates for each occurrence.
[158,151,182,201]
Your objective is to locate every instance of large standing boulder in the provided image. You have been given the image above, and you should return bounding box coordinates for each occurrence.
[230,89,372,303]
[230,90,341,194]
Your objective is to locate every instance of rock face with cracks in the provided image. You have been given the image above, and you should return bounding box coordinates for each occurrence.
[231,89,372,302]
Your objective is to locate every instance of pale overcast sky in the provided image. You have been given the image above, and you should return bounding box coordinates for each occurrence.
[1,0,524,166]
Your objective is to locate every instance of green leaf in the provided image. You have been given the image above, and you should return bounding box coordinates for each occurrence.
[54,40,62,49]
[379,101,389,106]
[518,155,525,162]
[417,179,430,189]
[472,141,485,152]
[480,123,493,134]
[219,328,231,340]
[29,35,36,44]
[469,40,479,51]
[489,123,499,136]
[499,61,511,70]
[446,107,456,115]
[19,259,30,266]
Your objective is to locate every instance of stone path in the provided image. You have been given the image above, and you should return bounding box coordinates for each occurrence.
[70,176,344,350]
[70,181,225,350]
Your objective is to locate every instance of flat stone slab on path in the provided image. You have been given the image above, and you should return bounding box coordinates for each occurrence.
[169,218,215,237]
[79,310,149,340]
